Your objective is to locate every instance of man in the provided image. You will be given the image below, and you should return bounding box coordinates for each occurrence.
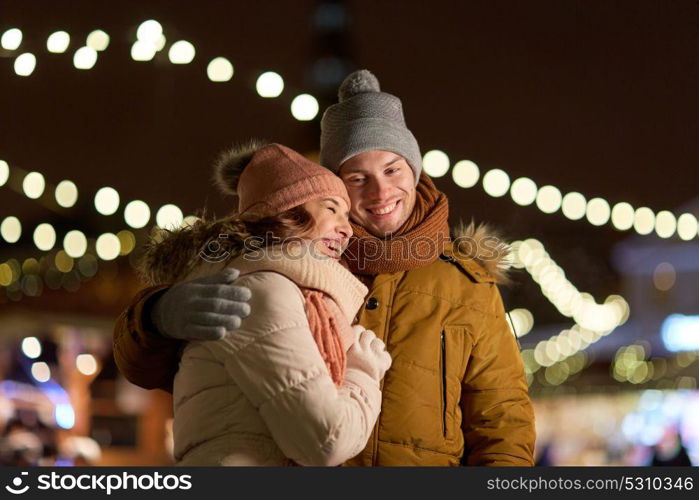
[113,70,535,466]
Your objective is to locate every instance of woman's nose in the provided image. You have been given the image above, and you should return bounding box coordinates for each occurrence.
[337,220,352,240]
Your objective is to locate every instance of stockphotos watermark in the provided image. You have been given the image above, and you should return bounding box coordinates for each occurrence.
[198,232,510,270]
[4,470,192,496]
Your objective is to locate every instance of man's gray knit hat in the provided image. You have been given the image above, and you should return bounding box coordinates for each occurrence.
[320,69,422,185]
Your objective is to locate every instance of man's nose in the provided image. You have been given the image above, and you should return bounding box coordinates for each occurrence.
[367,177,392,200]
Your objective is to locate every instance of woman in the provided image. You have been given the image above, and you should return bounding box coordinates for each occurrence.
[138,141,391,466]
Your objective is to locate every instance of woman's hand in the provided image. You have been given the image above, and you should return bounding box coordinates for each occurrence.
[346,325,392,381]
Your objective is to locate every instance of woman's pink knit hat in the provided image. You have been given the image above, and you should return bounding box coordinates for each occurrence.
[213,141,350,218]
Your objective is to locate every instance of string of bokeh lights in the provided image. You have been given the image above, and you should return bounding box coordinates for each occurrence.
[509,238,630,386]
[0,20,697,335]
[3,21,698,239]
[421,150,699,241]
[0,160,178,298]
[1,21,693,389]
[0,160,189,261]
[1,22,319,121]
[513,240,695,390]
[0,17,325,294]
[0,19,632,354]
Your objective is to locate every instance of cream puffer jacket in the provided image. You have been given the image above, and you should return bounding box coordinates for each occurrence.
[173,248,387,466]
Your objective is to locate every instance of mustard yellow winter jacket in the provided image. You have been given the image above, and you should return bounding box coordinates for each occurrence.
[113,226,535,466]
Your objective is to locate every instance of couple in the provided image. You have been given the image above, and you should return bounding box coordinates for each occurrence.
[114,70,536,466]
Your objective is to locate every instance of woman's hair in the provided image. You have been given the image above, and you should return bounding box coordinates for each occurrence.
[207,205,319,270]
[241,205,315,245]
[138,206,316,286]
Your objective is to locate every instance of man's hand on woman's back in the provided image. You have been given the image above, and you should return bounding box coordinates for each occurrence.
[150,268,252,340]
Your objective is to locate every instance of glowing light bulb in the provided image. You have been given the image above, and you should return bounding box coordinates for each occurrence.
[137,20,163,44]
[22,171,45,199]
[586,197,611,226]
[256,71,284,97]
[535,185,562,214]
[55,180,78,208]
[73,46,97,69]
[1,216,21,243]
[14,53,36,76]
[482,169,510,198]
[86,30,109,51]
[63,230,88,258]
[168,40,195,64]
[207,57,234,82]
[33,223,56,251]
[422,150,450,178]
[156,204,183,229]
[510,177,537,206]
[94,187,120,216]
[96,233,121,260]
[47,31,71,53]
[124,200,151,228]
[452,160,479,188]
[290,94,319,121]
[1,29,22,50]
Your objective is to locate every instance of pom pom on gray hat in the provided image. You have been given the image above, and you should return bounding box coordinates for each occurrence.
[338,69,381,102]
[321,69,423,185]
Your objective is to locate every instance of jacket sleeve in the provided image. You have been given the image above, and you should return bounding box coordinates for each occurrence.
[215,271,382,467]
[459,285,536,466]
[112,284,184,393]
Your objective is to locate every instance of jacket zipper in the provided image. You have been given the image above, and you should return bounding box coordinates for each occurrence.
[440,330,447,438]
[371,279,397,466]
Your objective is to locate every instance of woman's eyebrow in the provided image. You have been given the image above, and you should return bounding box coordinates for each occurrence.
[384,155,402,167]
[323,198,349,218]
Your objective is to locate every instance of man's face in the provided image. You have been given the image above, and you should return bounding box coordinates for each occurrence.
[338,150,417,237]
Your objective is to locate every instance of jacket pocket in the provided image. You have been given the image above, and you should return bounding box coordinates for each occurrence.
[441,325,473,442]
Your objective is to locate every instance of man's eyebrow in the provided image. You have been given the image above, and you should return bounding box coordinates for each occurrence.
[341,155,402,174]
[340,167,365,175]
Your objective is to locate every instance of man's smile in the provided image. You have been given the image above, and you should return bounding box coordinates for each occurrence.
[366,199,402,218]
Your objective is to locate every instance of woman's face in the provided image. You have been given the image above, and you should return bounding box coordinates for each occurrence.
[300,196,353,260]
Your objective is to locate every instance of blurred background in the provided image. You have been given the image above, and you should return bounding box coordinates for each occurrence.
[0,0,697,466]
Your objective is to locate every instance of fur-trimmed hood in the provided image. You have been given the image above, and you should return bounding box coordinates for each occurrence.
[137,217,512,286]
[137,216,249,286]
[452,221,513,285]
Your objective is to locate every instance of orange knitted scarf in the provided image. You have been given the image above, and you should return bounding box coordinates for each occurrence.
[343,173,450,275]
[301,290,346,387]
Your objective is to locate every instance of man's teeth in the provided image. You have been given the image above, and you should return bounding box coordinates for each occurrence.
[370,202,397,215]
